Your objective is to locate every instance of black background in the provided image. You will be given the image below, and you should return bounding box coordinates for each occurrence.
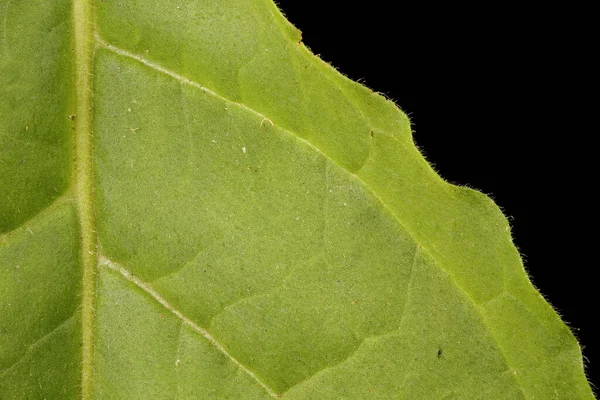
[276,1,596,389]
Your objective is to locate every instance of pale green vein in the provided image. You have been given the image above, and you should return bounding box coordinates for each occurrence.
[0,195,71,245]
[98,254,279,399]
[72,0,96,398]
[283,246,421,395]
[94,36,524,395]
[150,237,227,284]
[0,315,76,380]
[207,254,324,329]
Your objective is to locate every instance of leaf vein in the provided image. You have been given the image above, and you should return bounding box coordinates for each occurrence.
[207,254,324,329]
[283,246,420,394]
[0,195,71,244]
[98,255,279,399]
[0,314,76,379]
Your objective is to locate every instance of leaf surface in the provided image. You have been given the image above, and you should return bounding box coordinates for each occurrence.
[0,0,593,399]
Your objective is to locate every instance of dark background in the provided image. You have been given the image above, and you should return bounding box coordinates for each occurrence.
[276,0,596,389]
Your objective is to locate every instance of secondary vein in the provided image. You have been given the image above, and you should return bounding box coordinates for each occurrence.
[99,255,280,399]
[72,0,96,398]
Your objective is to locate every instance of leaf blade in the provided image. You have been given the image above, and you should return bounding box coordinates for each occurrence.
[0,0,593,398]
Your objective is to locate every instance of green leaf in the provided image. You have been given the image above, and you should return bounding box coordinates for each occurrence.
[0,0,593,398]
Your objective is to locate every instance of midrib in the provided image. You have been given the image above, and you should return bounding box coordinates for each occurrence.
[72,0,96,399]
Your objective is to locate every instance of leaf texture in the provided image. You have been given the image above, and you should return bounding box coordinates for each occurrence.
[0,0,593,399]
